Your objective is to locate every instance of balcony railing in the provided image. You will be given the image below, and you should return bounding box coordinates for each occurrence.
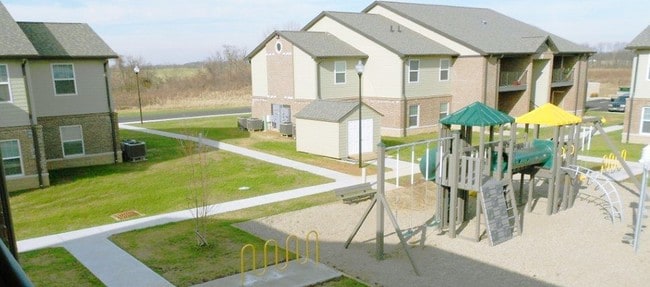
[551,68,574,87]
[499,70,527,92]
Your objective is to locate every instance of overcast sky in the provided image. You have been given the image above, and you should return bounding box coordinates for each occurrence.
[3,0,647,65]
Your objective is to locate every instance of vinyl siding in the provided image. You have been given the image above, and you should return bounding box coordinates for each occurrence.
[319,59,359,99]
[339,105,382,156]
[293,47,318,100]
[367,5,480,56]
[0,61,30,127]
[29,59,110,117]
[250,48,269,98]
[633,51,650,99]
[308,16,402,99]
[296,119,341,158]
[404,56,452,98]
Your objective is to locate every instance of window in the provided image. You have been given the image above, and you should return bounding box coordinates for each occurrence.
[1,140,23,176]
[440,59,450,81]
[334,61,346,84]
[60,125,84,157]
[408,104,420,127]
[439,102,449,120]
[0,64,11,102]
[641,107,650,134]
[51,64,77,95]
[647,57,650,81]
[408,60,419,83]
[275,41,282,53]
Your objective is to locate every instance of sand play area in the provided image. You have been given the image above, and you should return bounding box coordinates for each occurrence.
[236,180,650,286]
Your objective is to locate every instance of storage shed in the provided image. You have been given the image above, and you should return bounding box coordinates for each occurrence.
[295,100,382,159]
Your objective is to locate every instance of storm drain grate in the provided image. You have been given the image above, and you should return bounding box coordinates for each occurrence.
[111,210,143,221]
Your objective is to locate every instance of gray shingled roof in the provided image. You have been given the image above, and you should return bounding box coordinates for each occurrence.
[278,31,366,58]
[18,22,117,58]
[295,100,362,122]
[313,12,458,57]
[627,25,650,49]
[367,2,593,54]
[0,3,38,57]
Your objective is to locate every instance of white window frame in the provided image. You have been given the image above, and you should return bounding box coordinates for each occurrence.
[439,102,450,119]
[1,139,23,177]
[439,59,450,81]
[51,63,78,96]
[334,61,346,84]
[0,64,12,103]
[408,59,419,83]
[275,41,283,53]
[647,57,650,81]
[60,125,85,157]
[641,107,650,135]
[408,104,420,127]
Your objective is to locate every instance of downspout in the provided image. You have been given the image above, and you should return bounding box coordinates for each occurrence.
[495,55,501,109]
[483,55,490,105]
[574,55,582,115]
[402,57,407,137]
[103,60,119,163]
[626,53,640,143]
[21,59,44,188]
[316,59,321,100]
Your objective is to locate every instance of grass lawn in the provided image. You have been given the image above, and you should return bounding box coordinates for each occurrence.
[20,247,102,287]
[142,116,370,176]
[111,192,366,287]
[10,129,330,240]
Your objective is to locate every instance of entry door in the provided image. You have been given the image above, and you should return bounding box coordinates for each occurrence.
[348,119,373,155]
[271,104,291,129]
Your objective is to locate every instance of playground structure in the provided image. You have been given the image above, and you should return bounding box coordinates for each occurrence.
[239,231,320,286]
[343,101,643,275]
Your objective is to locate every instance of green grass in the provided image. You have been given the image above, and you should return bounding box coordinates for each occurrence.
[20,247,102,287]
[111,192,366,287]
[10,129,330,240]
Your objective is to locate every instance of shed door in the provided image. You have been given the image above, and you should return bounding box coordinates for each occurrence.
[348,119,373,155]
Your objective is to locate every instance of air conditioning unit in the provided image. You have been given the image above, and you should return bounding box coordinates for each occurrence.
[246,118,264,131]
[279,122,293,137]
[121,140,147,162]
[237,117,248,130]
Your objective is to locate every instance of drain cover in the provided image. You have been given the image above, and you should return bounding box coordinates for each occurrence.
[111,210,143,221]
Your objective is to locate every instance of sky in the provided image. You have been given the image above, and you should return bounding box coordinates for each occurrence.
[3,0,648,65]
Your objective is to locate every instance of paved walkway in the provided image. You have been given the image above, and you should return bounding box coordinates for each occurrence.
[18,124,360,287]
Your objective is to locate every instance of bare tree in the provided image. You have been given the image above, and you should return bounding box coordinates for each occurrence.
[180,133,212,246]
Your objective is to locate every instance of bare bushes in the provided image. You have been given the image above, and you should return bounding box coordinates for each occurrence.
[111,46,251,110]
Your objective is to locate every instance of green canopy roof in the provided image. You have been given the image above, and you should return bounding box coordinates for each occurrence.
[440,102,514,127]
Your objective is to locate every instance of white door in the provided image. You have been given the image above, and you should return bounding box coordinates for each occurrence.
[348,119,373,155]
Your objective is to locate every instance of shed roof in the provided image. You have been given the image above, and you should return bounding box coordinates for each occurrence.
[295,100,380,123]
[0,3,38,57]
[440,101,514,127]
[17,22,117,58]
[626,25,650,50]
[306,12,458,57]
[515,103,582,126]
[365,2,593,55]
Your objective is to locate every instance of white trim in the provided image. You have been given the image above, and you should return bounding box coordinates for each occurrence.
[439,58,450,81]
[0,64,13,103]
[408,104,420,127]
[275,41,283,53]
[408,59,419,83]
[0,139,24,177]
[51,63,78,96]
[334,60,346,84]
[59,125,85,157]
[439,102,450,119]
[647,56,650,81]
[640,106,650,135]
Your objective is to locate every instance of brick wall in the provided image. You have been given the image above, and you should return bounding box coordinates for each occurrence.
[0,125,49,190]
[623,98,650,144]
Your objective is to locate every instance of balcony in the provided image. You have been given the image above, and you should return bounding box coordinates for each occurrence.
[499,70,527,92]
[551,68,574,88]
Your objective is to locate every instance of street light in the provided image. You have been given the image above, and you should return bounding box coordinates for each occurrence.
[355,60,364,168]
[133,65,143,124]
[633,144,650,253]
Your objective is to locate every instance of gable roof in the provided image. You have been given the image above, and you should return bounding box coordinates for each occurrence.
[440,101,514,127]
[626,25,650,50]
[365,1,593,55]
[305,11,458,57]
[246,30,367,60]
[295,100,381,123]
[18,22,117,58]
[0,3,38,57]
[515,103,582,126]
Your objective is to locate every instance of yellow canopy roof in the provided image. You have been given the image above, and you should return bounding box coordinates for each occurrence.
[515,103,582,126]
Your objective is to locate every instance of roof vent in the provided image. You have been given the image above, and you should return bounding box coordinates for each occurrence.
[482,20,488,25]
[397,25,402,32]
[390,25,394,32]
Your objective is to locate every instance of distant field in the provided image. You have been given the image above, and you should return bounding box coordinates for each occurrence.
[588,68,630,98]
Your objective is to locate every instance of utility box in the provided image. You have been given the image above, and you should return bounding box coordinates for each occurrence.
[279,122,293,137]
[246,118,264,131]
[121,139,146,162]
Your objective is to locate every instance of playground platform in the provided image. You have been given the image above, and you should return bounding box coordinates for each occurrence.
[193,259,342,287]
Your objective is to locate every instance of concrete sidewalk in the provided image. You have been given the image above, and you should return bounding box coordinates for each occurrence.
[18,124,361,287]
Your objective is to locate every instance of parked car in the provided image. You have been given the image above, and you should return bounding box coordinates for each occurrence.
[608,93,630,112]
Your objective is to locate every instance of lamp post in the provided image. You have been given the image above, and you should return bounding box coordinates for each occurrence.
[634,144,650,253]
[355,60,364,168]
[133,66,143,124]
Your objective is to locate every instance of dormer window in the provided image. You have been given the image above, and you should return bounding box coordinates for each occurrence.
[0,64,12,102]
